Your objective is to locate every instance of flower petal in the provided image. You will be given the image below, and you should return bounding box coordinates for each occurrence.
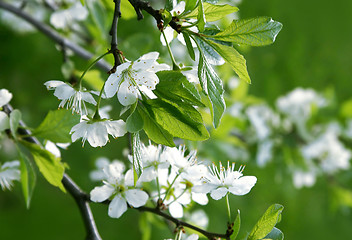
[229,176,257,196]
[0,89,13,107]
[134,71,159,90]
[87,122,109,147]
[54,84,75,100]
[210,187,228,200]
[169,201,183,218]
[108,194,127,218]
[106,120,127,138]
[104,72,122,98]
[90,185,115,202]
[81,91,97,105]
[117,80,138,106]
[191,192,208,205]
[44,80,65,90]
[125,189,148,208]
[70,122,88,143]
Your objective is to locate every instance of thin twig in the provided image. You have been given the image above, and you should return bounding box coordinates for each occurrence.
[2,104,102,240]
[128,0,181,33]
[0,0,111,72]
[108,0,122,74]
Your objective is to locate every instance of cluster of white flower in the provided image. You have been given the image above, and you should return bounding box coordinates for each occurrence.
[89,144,257,221]
[226,87,352,189]
[44,52,169,148]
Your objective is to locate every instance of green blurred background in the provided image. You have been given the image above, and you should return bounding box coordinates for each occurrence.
[1,0,352,239]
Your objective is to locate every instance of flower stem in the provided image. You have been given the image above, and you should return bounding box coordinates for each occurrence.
[162,173,180,202]
[78,52,110,88]
[226,193,232,223]
[162,31,180,70]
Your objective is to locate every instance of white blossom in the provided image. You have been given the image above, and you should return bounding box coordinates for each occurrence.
[44,80,96,116]
[0,160,21,190]
[70,118,127,147]
[193,162,257,200]
[104,52,168,106]
[50,2,88,29]
[0,89,12,107]
[256,140,274,167]
[90,162,149,219]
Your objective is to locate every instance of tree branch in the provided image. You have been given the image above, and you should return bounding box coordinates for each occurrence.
[0,0,111,72]
[128,0,182,33]
[2,104,102,240]
[108,0,122,74]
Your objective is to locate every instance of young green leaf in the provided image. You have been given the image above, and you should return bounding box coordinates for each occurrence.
[155,71,204,107]
[205,39,251,83]
[144,98,209,141]
[132,132,143,186]
[262,227,284,240]
[197,0,206,32]
[198,49,225,128]
[182,2,238,22]
[184,0,199,13]
[196,35,224,65]
[126,108,144,133]
[137,105,175,147]
[248,204,284,240]
[21,141,66,192]
[32,109,80,143]
[183,32,196,60]
[231,209,241,240]
[160,9,173,28]
[9,109,21,139]
[212,17,283,46]
[17,147,36,209]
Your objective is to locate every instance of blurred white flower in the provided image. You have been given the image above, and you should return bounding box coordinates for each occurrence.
[50,2,88,29]
[256,140,274,167]
[89,157,125,181]
[301,130,351,173]
[70,118,127,147]
[44,80,96,116]
[246,104,279,140]
[292,169,316,189]
[90,162,148,218]
[276,88,326,122]
[193,162,257,200]
[104,52,168,106]
[0,160,21,190]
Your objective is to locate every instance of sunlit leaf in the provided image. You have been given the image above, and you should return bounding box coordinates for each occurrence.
[137,105,175,147]
[212,17,283,46]
[32,109,80,143]
[248,204,284,240]
[126,108,144,133]
[182,2,238,22]
[132,132,143,186]
[183,32,196,60]
[21,141,66,192]
[262,227,284,240]
[231,209,241,240]
[17,147,36,209]
[197,0,206,32]
[206,39,251,83]
[198,48,225,128]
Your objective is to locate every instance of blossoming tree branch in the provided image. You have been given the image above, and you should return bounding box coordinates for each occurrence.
[0,0,287,239]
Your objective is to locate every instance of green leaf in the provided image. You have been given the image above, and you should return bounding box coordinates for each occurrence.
[183,32,196,60]
[17,147,36,209]
[132,132,143,186]
[137,105,175,147]
[144,98,209,141]
[32,109,80,143]
[165,0,175,11]
[22,141,66,192]
[80,0,85,5]
[80,69,104,91]
[120,0,136,20]
[155,71,204,107]
[262,227,284,240]
[184,0,199,13]
[126,108,144,133]
[87,0,109,35]
[198,49,225,128]
[196,35,224,65]
[248,204,284,240]
[160,9,173,28]
[212,17,283,46]
[231,210,241,240]
[183,2,238,22]
[206,39,251,83]
[197,1,206,32]
[9,109,21,139]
